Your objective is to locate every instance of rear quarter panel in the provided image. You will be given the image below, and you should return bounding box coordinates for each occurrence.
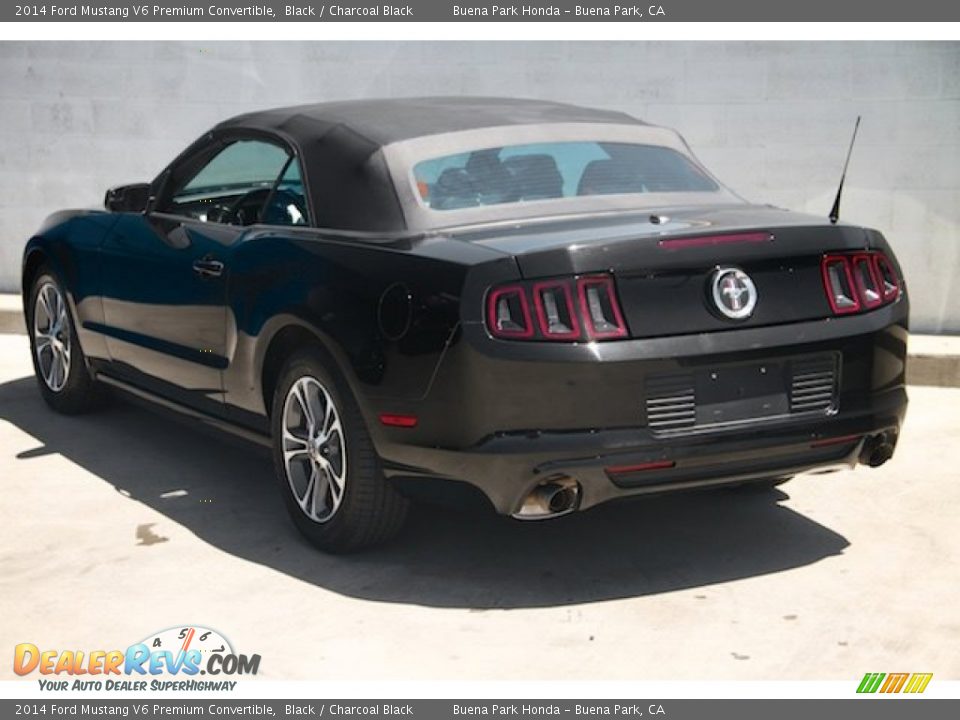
[222,229,515,428]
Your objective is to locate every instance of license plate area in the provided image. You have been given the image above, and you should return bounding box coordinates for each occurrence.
[644,353,839,436]
[696,361,788,426]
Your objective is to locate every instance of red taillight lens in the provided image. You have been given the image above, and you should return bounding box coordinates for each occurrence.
[485,273,628,343]
[820,251,901,317]
[873,254,901,302]
[577,275,628,340]
[486,285,533,339]
[532,280,580,340]
[852,254,883,309]
[821,255,861,315]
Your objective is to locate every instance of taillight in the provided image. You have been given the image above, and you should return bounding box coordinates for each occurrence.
[485,273,628,342]
[577,275,628,340]
[532,280,580,340]
[851,254,883,309]
[486,285,534,339]
[822,255,861,314]
[873,254,901,302]
[820,251,901,317]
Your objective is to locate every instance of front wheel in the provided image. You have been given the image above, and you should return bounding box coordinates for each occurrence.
[27,270,102,414]
[270,350,409,552]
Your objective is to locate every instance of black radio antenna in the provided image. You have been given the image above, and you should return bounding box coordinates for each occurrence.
[829,116,861,224]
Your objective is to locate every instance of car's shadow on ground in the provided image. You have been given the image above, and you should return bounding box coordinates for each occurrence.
[1,375,850,609]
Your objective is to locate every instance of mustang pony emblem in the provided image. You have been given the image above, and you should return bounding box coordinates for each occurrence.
[711,267,758,319]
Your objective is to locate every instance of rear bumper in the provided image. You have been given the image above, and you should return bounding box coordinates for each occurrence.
[370,304,909,516]
[381,388,905,515]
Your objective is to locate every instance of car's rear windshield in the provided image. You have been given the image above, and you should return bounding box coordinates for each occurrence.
[412,141,719,211]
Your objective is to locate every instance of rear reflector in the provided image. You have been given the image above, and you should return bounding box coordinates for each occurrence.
[379,413,418,428]
[810,434,861,448]
[658,232,773,249]
[605,459,676,475]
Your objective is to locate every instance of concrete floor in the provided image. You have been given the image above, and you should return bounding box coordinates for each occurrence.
[0,333,958,681]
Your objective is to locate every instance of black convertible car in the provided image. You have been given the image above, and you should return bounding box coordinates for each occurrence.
[22,97,908,551]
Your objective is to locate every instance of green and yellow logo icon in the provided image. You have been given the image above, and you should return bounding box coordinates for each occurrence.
[857,672,933,694]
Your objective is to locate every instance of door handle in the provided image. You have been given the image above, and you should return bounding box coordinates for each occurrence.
[192,257,224,278]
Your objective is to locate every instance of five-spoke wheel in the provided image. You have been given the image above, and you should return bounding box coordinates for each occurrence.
[28,269,101,414]
[281,376,347,523]
[33,281,72,393]
[270,350,409,552]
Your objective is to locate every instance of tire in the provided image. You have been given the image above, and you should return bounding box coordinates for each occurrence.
[270,349,409,552]
[27,269,102,415]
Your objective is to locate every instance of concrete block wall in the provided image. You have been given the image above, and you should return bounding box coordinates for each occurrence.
[1,41,957,331]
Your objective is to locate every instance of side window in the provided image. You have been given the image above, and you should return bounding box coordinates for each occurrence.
[261,159,309,227]
[160,139,308,227]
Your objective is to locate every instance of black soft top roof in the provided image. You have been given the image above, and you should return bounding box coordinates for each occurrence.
[192,97,652,233]
[216,96,645,147]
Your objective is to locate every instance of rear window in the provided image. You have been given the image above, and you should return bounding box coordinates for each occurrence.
[412,141,719,211]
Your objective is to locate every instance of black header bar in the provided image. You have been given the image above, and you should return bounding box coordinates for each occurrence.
[6,1,960,22]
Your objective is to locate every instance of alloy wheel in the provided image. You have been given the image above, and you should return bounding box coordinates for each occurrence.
[33,282,72,393]
[281,376,347,523]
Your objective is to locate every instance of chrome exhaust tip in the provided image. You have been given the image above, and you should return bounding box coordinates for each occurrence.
[860,433,896,468]
[865,443,895,468]
[513,476,581,520]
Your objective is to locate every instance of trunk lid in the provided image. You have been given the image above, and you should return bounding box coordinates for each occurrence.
[460,204,875,337]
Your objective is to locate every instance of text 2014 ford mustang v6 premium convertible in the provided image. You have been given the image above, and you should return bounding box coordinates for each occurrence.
[22,97,908,551]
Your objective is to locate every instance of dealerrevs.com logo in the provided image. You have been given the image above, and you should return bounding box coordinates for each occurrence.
[14,626,260,691]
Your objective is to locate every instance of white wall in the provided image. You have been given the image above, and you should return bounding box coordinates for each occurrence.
[1,41,957,331]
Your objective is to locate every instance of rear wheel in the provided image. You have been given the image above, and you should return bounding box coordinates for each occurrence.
[270,350,409,552]
[27,270,102,414]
